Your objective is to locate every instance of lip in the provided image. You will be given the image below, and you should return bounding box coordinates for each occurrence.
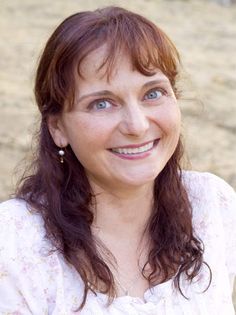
[109,139,158,150]
[108,139,160,160]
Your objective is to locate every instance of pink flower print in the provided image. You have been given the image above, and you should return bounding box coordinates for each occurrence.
[21,262,34,273]
[15,219,24,230]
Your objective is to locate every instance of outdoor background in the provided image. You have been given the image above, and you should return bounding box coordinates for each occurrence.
[0,0,235,307]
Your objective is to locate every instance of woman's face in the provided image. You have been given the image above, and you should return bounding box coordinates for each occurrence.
[49,47,181,192]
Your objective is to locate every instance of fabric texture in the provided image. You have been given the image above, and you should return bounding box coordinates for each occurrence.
[0,171,235,314]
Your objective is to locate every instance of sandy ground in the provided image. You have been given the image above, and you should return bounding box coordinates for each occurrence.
[0,0,236,306]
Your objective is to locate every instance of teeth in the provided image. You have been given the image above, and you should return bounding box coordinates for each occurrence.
[112,141,154,155]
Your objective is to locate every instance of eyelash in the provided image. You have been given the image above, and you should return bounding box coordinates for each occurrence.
[88,99,114,111]
[87,87,168,111]
[143,88,167,101]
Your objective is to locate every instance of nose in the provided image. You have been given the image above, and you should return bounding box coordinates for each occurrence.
[119,102,149,137]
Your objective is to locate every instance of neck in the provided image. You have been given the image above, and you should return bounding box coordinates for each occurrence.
[90,181,154,240]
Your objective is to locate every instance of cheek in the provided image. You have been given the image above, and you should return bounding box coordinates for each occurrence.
[64,115,113,155]
[172,109,181,133]
[156,104,181,135]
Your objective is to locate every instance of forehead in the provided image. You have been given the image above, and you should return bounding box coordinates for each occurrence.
[77,45,170,88]
[78,45,128,81]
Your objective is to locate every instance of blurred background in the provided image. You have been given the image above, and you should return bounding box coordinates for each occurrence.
[0,0,235,307]
[0,0,236,194]
[1,0,236,201]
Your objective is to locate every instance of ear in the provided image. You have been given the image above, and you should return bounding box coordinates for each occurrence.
[47,115,68,148]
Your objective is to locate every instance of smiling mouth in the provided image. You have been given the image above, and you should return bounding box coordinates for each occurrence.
[110,139,159,155]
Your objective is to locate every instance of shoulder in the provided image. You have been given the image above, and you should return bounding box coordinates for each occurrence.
[182,170,235,206]
[181,170,232,190]
[181,170,236,221]
[0,199,84,313]
[0,199,53,280]
[0,198,46,252]
[0,197,39,221]
[181,170,236,243]
[0,197,40,220]
[182,171,236,276]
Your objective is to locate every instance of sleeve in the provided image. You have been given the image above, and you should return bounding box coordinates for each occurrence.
[0,199,57,315]
[213,175,236,278]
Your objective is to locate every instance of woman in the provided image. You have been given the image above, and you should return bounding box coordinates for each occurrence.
[0,6,235,315]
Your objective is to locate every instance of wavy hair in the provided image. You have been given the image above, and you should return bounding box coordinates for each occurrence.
[16,6,210,309]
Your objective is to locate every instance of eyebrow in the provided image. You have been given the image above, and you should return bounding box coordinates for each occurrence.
[142,79,170,89]
[76,79,170,103]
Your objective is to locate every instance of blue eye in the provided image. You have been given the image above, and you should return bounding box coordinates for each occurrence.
[144,90,163,100]
[93,100,112,110]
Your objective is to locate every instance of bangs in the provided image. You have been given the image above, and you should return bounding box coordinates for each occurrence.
[75,7,180,86]
[38,7,181,113]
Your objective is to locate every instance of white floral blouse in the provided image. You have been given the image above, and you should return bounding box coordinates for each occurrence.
[0,171,235,315]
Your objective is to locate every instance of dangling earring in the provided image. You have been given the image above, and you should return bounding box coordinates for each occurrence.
[58,148,65,163]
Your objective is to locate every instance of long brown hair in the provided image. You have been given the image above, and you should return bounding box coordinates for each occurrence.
[16,6,210,309]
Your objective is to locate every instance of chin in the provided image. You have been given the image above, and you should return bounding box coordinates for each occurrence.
[118,172,159,188]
